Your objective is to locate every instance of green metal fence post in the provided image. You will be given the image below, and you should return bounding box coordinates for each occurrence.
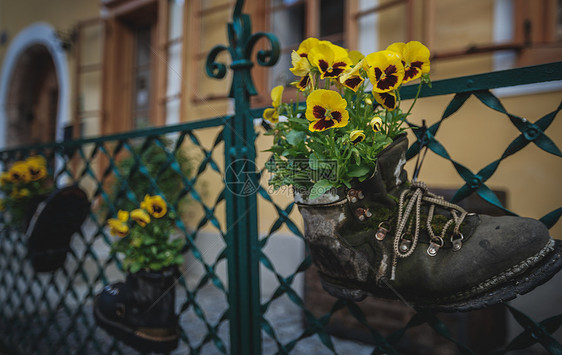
[206,1,279,354]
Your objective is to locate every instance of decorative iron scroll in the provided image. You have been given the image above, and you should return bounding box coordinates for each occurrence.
[206,0,280,97]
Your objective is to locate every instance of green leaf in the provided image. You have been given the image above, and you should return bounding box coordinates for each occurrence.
[173,255,184,265]
[286,130,306,146]
[171,238,184,248]
[347,164,370,178]
[309,179,334,200]
[149,262,163,270]
[129,262,141,274]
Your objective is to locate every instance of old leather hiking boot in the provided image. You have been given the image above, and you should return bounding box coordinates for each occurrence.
[93,268,179,352]
[26,185,90,272]
[296,134,562,312]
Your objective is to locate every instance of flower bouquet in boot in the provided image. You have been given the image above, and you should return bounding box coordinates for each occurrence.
[94,194,183,353]
[0,156,89,272]
[265,38,562,312]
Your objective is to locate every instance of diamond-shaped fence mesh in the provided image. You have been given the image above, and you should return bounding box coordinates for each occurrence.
[0,119,232,354]
[0,59,561,355]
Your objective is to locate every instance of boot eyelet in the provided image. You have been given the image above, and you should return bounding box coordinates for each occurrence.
[375,222,390,241]
[427,237,444,257]
[399,239,412,253]
[347,189,365,203]
[355,207,371,221]
[451,233,464,251]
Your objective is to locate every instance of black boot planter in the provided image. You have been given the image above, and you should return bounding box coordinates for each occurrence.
[296,135,562,312]
[25,185,90,272]
[93,267,180,353]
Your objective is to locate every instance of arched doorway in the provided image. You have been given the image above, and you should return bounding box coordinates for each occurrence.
[0,23,70,149]
[5,44,59,146]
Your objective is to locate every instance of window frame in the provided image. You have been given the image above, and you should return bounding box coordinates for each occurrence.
[101,0,181,135]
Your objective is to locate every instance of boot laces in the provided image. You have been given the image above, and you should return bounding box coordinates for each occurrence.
[390,181,468,280]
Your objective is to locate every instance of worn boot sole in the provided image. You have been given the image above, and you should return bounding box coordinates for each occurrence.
[93,295,180,353]
[320,239,562,312]
[26,186,89,272]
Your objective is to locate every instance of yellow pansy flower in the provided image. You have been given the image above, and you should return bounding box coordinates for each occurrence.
[296,37,321,58]
[9,162,30,184]
[26,156,47,181]
[308,43,352,80]
[364,50,405,93]
[369,116,383,132]
[350,130,366,144]
[141,194,167,218]
[292,75,312,91]
[25,155,46,168]
[131,208,151,227]
[348,50,365,65]
[305,89,349,132]
[108,210,129,237]
[386,41,430,83]
[373,90,397,111]
[339,58,365,92]
[290,50,312,77]
[0,172,10,186]
[290,50,313,91]
[108,218,129,237]
[263,85,284,124]
[117,210,129,222]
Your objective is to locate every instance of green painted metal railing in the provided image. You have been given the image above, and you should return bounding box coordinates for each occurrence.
[0,0,561,353]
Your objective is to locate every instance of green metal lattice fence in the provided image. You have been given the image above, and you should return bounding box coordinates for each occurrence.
[0,1,561,354]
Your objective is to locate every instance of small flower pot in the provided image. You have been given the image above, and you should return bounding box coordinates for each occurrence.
[25,185,90,272]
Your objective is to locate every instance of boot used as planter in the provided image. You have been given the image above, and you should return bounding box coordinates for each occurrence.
[93,267,180,353]
[95,194,183,352]
[25,185,90,272]
[296,135,562,312]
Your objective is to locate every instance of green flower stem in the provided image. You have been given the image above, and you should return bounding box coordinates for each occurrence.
[405,81,423,117]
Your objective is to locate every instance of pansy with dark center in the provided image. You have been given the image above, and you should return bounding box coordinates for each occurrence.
[369,116,383,132]
[339,58,365,92]
[387,41,430,84]
[309,43,351,80]
[296,74,311,91]
[290,50,313,91]
[25,156,47,181]
[364,50,405,93]
[9,162,29,184]
[296,37,321,58]
[131,208,151,227]
[305,89,349,132]
[373,91,397,111]
[141,194,167,218]
[108,210,130,237]
[350,130,366,144]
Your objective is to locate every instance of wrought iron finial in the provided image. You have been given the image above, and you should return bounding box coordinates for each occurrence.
[206,0,280,97]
